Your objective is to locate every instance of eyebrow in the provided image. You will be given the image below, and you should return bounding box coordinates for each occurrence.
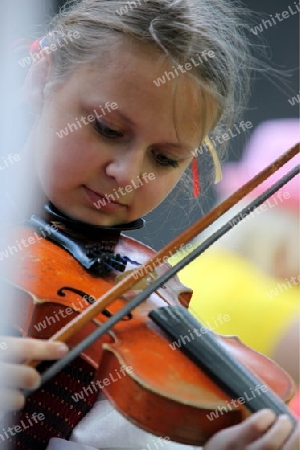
[160,142,194,154]
[112,109,136,128]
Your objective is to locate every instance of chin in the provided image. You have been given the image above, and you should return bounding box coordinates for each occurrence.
[75,208,128,227]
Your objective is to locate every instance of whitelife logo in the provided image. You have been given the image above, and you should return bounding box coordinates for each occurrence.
[56,102,118,139]
[249,2,300,35]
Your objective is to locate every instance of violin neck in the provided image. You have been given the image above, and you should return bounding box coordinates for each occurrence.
[150,306,297,424]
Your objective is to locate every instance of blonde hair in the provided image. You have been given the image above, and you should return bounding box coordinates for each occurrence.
[45,0,254,159]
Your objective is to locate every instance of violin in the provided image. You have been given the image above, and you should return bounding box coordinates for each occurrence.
[1,145,299,446]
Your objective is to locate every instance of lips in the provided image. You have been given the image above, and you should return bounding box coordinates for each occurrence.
[86,186,122,204]
[83,185,126,211]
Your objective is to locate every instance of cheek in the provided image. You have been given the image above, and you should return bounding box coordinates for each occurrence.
[37,119,95,174]
[36,104,90,168]
[34,138,84,199]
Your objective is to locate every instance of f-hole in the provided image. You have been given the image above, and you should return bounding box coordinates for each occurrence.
[57,286,132,320]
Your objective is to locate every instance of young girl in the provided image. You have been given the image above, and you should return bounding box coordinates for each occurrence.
[0,0,299,448]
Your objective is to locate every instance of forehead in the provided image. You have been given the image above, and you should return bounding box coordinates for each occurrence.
[57,37,218,145]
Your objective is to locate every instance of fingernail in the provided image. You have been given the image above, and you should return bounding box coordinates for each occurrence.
[32,376,41,389]
[56,343,69,355]
[279,414,294,426]
[257,409,276,427]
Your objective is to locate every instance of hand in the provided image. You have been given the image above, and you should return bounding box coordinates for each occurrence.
[0,336,68,413]
[204,409,299,450]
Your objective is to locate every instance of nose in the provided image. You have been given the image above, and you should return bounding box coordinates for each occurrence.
[105,146,145,188]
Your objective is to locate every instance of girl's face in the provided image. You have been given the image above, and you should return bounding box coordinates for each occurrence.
[31,39,215,226]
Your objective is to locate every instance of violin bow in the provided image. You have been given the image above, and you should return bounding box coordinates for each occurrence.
[24,143,299,393]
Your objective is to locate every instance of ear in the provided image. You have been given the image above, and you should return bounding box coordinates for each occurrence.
[21,53,52,114]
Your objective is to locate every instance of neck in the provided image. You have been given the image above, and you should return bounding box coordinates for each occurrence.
[44,201,145,239]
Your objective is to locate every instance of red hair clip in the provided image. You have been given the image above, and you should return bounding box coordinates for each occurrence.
[192,157,201,197]
[29,35,50,55]
[29,39,42,55]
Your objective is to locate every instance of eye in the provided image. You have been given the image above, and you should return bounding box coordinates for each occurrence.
[94,120,123,139]
[152,151,179,168]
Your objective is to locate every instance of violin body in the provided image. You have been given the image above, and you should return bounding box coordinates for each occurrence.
[1,224,192,366]
[0,222,295,445]
[98,327,293,444]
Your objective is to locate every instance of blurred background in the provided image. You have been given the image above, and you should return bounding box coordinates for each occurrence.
[0,0,298,430]
[5,0,299,249]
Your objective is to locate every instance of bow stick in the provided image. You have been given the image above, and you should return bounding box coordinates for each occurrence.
[24,144,299,393]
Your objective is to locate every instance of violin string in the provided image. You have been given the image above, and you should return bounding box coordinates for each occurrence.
[154,268,216,322]
[23,165,300,396]
[177,293,210,329]
[155,202,298,414]
[171,292,213,332]
[155,290,175,307]
[39,166,300,387]
[34,145,298,355]
[159,307,296,420]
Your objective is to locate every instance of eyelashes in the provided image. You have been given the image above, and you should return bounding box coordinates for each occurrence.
[94,120,123,139]
[93,119,179,168]
[151,151,179,168]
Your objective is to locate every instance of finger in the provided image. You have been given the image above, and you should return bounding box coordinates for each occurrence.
[229,410,277,445]
[204,410,277,450]
[0,337,68,362]
[0,363,40,389]
[247,415,294,450]
[0,388,25,411]
[284,421,300,450]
